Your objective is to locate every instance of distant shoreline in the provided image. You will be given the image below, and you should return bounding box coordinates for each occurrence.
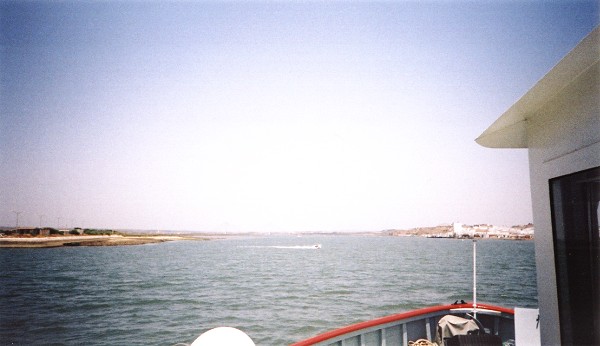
[0,234,213,248]
[0,224,535,248]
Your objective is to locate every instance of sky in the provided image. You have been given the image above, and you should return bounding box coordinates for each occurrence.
[1,1,598,232]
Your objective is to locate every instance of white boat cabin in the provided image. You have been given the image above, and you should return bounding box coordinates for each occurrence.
[477,26,599,346]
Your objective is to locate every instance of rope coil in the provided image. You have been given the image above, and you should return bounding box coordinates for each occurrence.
[408,339,436,346]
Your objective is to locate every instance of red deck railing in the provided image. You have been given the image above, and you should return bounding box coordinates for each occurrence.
[290,303,514,346]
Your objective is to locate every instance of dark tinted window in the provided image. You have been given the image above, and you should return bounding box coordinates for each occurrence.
[550,167,600,346]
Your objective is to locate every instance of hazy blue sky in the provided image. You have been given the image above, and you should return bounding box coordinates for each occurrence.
[1,1,598,232]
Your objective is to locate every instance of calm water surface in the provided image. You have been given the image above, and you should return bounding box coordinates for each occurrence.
[0,236,537,345]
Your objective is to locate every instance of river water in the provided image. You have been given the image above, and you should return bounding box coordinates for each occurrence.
[0,235,537,345]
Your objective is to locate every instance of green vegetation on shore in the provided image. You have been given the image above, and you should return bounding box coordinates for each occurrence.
[82,228,119,236]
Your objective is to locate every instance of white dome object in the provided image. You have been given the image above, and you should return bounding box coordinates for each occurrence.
[191,327,255,346]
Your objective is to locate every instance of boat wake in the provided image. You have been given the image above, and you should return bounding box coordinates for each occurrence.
[241,244,321,250]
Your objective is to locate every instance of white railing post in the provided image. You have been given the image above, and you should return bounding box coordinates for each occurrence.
[473,239,477,319]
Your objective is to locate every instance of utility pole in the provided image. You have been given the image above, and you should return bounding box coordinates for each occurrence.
[12,211,22,228]
[39,214,45,228]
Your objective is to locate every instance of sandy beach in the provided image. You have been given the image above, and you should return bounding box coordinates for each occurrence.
[0,235,205,248]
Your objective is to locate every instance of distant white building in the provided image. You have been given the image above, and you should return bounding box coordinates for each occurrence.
[452,222,474,238]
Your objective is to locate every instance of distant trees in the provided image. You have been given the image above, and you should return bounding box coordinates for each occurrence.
[83,229,115,235]
[49,228,61,235]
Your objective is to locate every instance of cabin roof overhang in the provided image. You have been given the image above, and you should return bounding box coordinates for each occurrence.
[476,26,600,148]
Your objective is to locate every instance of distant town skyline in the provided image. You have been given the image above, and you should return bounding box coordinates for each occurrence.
[1,1,598,232]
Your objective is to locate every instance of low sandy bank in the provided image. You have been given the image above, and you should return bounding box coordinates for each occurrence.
[0,235,206,248]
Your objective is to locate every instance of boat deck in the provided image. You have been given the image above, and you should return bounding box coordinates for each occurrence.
[291,304,515,346]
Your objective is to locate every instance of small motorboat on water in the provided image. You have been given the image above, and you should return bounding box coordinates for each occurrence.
[314,244,322,249]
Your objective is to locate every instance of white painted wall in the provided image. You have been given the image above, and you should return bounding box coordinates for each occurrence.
[515,308,541,346]
[526,59,599,345]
